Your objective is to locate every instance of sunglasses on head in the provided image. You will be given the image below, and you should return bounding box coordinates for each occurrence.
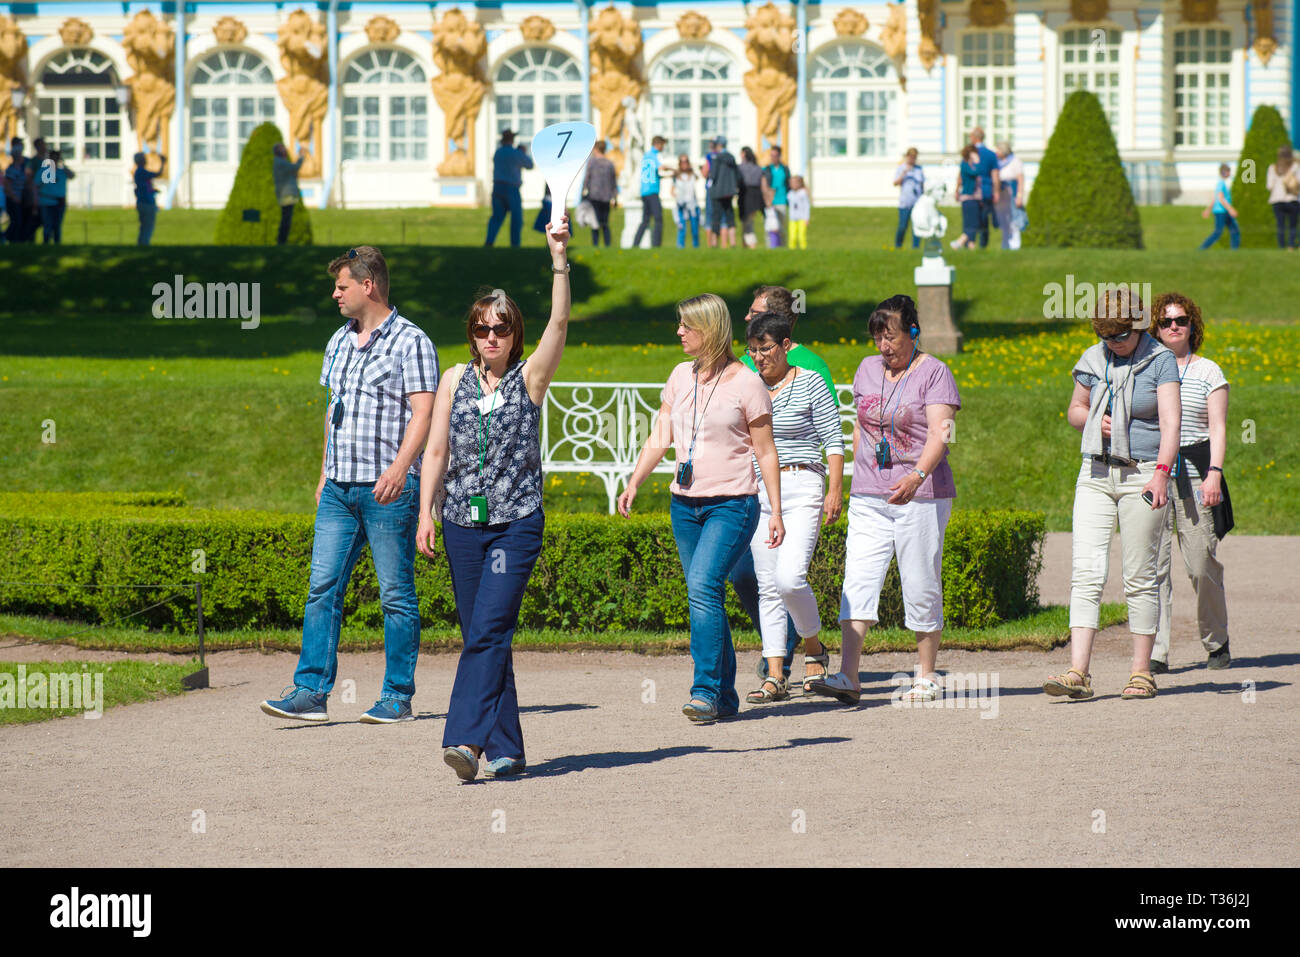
[1157,314,1190,329]
[473,323,512,339]
[1100,330,1134,343]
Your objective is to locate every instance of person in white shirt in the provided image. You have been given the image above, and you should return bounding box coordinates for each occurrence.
[787,175,810,249]
[673,154,701,248]
[1150,292,1231,672]
[995,142,1025,250]
[1265,146,1299,249]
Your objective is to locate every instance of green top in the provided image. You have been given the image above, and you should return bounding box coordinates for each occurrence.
[742,342,837,399]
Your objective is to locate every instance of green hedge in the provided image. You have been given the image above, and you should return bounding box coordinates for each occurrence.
[214,122,313,246]
[0,502,1044,634]
[1233,105,1293,249]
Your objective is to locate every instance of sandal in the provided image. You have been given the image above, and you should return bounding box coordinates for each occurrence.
[807,671,861,705]
[1043,668,1094,700]
[746,675,790,704]
[899,676,941,703]
[1121,671,1158,700]
[801,642,831,693]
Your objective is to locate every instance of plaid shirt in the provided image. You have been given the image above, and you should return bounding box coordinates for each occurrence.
[319,307,439,483]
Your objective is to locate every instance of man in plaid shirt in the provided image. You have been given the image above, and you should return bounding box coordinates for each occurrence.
[262,246,439,724]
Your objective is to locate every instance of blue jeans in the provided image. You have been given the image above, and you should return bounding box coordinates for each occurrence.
[485,183,524,247]
[977,197,994,247]
[1200,211,1240,249]
[294,476,421,702]
[137,204,157,246]
[961,200,981,244]
[441,508,544,759]
[895,206,920,248]
[670,494,760,716]
[676,204,700,247]
[729,547,800,676]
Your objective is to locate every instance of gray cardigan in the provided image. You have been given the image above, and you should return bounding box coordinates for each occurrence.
[583,156,619,202]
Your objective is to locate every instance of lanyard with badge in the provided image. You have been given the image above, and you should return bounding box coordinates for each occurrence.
[677,364,723,488]
[470,365,500,523]
[874,349,918,468]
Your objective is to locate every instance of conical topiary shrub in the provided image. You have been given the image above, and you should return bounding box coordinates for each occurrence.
[214,123,313,245]
[1023,90,1143,249]
[1233,104,1293,248]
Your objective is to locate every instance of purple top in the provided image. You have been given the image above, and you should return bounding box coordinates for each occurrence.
[851,353,961,499]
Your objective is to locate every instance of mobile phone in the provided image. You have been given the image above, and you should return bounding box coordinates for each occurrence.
[1141,490,1155,507]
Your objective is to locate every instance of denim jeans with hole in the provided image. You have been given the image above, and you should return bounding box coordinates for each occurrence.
[671,494,759,715]
[294,476,421,702]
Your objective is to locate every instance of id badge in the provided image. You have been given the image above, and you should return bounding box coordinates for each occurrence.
[469,495,489,523]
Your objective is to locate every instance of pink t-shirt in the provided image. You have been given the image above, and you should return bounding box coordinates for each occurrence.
[661,360,772,497]
[851,353,961,499]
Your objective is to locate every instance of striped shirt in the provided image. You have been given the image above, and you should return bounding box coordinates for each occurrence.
[1176,354,1229,479]
[750,366,845,478]
[319,307,440,483]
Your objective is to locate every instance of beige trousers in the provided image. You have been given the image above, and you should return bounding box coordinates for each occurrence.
[1153,491,1229,662]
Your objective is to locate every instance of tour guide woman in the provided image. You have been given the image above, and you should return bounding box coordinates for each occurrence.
[618,293,785,723]
[417,213,572,781]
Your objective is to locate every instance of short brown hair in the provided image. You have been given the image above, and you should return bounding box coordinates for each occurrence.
[1151,291,1205,354]
[1092,287,1147,339]
[752,284,795,319]
[328,246,390,302]
[466,288,525,366]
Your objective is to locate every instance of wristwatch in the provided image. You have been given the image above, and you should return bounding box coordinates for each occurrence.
[913,468,927,480]
[551,262,570,274]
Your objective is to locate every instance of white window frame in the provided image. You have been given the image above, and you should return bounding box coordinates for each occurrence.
[958,30,1016,148]
[189,49,277,165]
[342,48,430,163]
[1059,27,1122,140]
[35,49,126,163]
[492,47,583,150]
[648,44,742,160]
[1171,27,1234,151]
[808,42,899,161]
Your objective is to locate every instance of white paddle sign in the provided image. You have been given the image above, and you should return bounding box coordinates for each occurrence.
[531,120,597,230]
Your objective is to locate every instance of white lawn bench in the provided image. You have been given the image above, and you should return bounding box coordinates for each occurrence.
[542,381,859,513]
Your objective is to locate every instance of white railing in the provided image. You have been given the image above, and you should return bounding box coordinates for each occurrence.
[542,381,858,513]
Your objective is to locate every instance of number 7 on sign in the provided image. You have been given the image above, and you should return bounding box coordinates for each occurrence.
[531,121,597,230]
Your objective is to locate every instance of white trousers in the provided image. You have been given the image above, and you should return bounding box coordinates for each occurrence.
[996,193,1021,250]
[751,468,824,658]
[839,494,952,633]
[1069,459,1167,634]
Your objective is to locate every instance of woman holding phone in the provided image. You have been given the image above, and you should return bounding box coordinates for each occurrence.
[416,214,571,781]
[617,294,784,723]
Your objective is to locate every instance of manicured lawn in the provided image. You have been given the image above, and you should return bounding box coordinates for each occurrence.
[0,657,199,724]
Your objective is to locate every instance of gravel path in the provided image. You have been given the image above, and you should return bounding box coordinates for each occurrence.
[2,533,1296,867]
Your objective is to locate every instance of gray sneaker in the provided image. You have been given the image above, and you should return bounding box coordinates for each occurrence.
[359,698,414,723]
[1207,642,1231,670]
[260,686,328,722]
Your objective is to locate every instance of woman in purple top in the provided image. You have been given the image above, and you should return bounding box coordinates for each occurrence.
[809,295,961,705]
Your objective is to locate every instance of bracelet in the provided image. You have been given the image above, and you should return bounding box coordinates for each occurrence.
[1208,465,1223,473]
[551,262,570,274]
[1154,463,1171,474]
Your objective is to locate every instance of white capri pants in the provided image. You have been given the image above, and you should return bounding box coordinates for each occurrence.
[751,467,824,658]
[839,493,952,633]
[1069,459,1167,634]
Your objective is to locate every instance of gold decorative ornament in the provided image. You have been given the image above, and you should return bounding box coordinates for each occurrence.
[365,15,401,45]
[432,8,487,177]
[917,0,943,71]
[58,18,94,46]
[124,10,176,175]
[1251,0,1277,65]
[968,0,1010,29]
[519,15,556,43]
[213,16,249,45]
[880,3,907,61]
[277,9,329,178]
[1179,0,1219,23]
[1069,0,1110,24]
[0,16,28,172]
[676,11,713,39]
[743,3,797,152]
[833,9,869,37]
[589,6,643,175]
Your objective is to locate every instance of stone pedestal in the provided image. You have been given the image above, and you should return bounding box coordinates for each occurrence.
[432,176,482,207]
[913,255,963,355]
[619,209,653,248]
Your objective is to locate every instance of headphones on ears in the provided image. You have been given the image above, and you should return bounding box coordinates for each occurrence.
[909,323,920,341]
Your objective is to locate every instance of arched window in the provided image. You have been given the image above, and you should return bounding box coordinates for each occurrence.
[1173,28,1232,147]
[959,31,1015,146]
[809,43,898,158]
[493,47,583,144]
[1061,28,1120,133]
[342,49,429,161]
[190,50,276,163]
[36,49,124,161]
[648,44,741,159]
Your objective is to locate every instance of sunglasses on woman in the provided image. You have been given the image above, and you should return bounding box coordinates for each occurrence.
[473,323,512,339]
[1100,330,1134,343]
[1157,314,1190,329]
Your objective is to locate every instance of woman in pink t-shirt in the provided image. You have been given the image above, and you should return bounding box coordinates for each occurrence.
[809,295,961,706]
[618,293,784,723]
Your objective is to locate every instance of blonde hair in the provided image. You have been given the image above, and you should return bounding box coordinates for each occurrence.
[676,293,735,372]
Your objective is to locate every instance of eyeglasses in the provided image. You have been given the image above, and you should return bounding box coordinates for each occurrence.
[1100,330,1134,343]
[1157,314,1190,329]
[746,342,782,359]
[473,323,513,339]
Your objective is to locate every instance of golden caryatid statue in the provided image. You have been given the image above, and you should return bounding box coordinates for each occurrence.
[123,10,176,175]
[1251,0,1277,64]
[432,8,487,177]
[0,16,28,172]
[880,3,907,60]
[917,0,943,71]
[743,3,797,153]
[588,6,643,175]
[277,9,328,178]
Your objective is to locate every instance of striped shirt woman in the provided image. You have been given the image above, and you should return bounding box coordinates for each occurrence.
[743,311,846,703]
